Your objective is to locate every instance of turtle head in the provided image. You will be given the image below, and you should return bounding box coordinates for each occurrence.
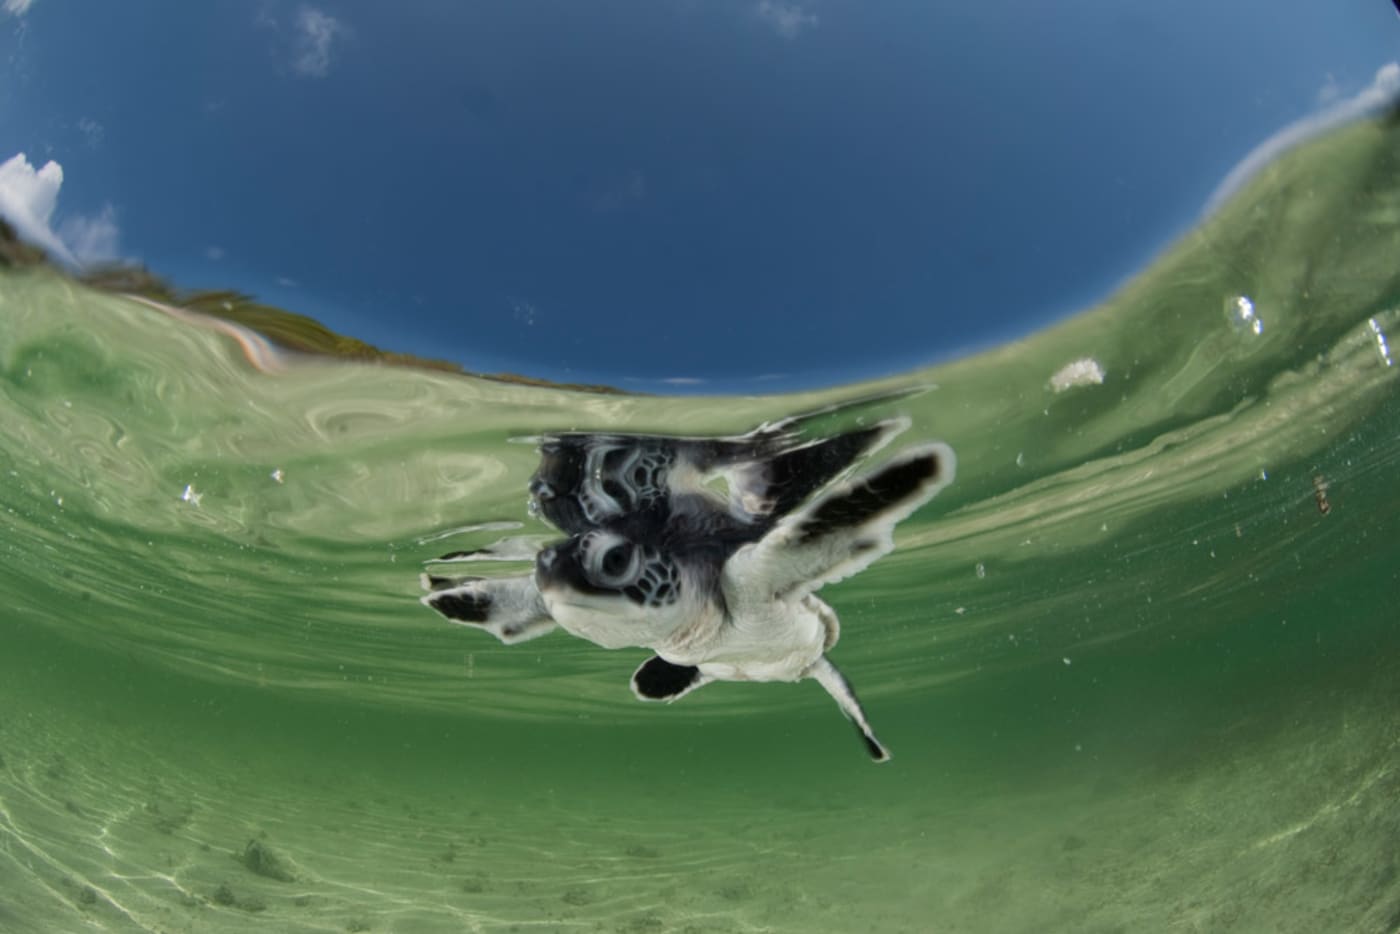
[535,530,682,610]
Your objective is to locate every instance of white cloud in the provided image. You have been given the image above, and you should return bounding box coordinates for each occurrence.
[3,0,35,17]
[293,7,345,78]
[1205,62,1400,216]
[756,0,817,39]
[0,153,76,264]
[205,245,226,261]
[0,152,121,267]
[59,203,120,264]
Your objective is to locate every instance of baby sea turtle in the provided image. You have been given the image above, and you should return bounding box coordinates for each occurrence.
[422,426,953,761]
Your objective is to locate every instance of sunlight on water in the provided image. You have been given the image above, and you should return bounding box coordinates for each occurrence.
[1,115,1399,932]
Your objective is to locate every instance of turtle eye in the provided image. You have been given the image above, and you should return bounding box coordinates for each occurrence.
[601,544,631,578]
[584,533,641,588]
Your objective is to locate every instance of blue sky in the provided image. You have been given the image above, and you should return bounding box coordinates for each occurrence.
[1,1,1396,391]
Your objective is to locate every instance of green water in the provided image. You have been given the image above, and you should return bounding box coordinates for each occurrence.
[3,117,1400,934]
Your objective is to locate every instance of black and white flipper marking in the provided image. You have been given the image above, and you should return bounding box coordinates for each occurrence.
[419,574,556,645]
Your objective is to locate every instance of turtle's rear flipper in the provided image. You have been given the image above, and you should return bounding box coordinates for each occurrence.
[807,655,890,762]
[630,655,711,702]
[421,575,556,645]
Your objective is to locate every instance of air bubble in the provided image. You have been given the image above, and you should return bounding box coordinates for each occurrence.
[1225,295,1263,336]
[1370,318,1393,366]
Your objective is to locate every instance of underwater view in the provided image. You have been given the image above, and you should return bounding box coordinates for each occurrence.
[2,90,1399,933]
[5,3,1400,932]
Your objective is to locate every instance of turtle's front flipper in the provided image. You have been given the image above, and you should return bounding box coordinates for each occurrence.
[806,655,890,762]
[420,574,556,645]
[630,655,712,702]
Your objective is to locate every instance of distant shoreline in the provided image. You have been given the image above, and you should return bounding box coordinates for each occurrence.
[0,219,630,396]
